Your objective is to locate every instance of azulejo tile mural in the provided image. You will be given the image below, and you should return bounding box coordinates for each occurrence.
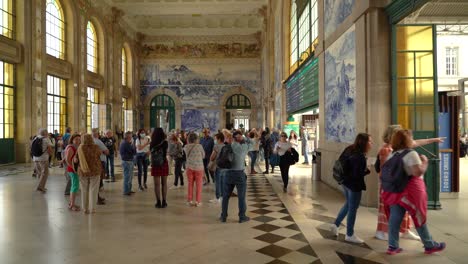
[324,25,356,143]
[324,0,356,39]
[181,109,220,133]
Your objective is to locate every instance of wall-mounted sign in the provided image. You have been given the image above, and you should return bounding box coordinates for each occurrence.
[285,57,319,114]
[440,152,452,193]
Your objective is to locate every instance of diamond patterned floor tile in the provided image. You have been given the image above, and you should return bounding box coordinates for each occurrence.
[253,223,282,232]
[257,244,292,258]
[254,233,287,244]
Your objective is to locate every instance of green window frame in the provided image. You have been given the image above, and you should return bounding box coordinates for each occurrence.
[226,94,251,110]
[0,60,14,139]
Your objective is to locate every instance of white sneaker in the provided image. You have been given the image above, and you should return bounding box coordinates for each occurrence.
[195,202,202,207]
[169,185,179,190]
[345,234,364,244]
[401,230,420,241]
[217,198,222,203]
[330,224,339,236]
[209,198,218,203]
[375,231,388,241]
[186,201,193,206]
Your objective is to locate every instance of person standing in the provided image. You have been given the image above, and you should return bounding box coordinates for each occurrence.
[77,134,103,214]
[64,134,81,211]
[220,131,252,223]
[62,127,72,195]
[31,128,52,193]
[102,130,118,182]
[150,128,169,208]
[330,133,373,244]
[382,129,446,255]
[169,134,184,188]
[300,126,310,165]
[200,128,214,184]
[56,135,64,168]
[120,132,136,196]
[209,132,226,203]
[184,133,205,206]
[260,128,272,174]
[270,129,280,173]
[248,130,260,174]
[274,132,293,193]
[48,133,56,168]
[135,129,151,191]
[92,128,109,204]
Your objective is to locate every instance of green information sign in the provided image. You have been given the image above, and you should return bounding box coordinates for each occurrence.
[285,57,319,114]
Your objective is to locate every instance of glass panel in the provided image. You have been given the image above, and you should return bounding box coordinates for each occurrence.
[46,0,65,59]
[397,52,414,78]
[415,106,434,131]
[415,52,433,77]
[397,105,415,130]
[4,63,13,86]
[415,79,434,104]
[396,26,433,51]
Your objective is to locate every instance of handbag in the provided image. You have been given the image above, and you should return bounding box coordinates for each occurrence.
[269,154,280,166]
[208,160,217,171]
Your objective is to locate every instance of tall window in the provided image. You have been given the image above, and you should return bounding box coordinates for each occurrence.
[87,87,99,133]
[290,0,318,72]
[0,61,14,138]
[0,0,14,38]
[47,75,66,134]
[46,0,65,59]
[122,48,127,86]
[122,97,127,131]
[446,47,458,76]
[87,21,98,73]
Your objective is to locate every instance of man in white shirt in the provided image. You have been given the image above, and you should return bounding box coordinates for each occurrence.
[32,128,52,193]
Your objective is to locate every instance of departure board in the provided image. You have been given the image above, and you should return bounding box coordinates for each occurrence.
[285,57,319,114]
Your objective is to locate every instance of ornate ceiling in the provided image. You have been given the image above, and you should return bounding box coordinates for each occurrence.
[102,0,267,36]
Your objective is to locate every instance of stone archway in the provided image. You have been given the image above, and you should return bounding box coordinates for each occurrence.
[143,88,183,130]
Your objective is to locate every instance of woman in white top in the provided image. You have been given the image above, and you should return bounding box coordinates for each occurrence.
[248,129,260,174]
[274,132,293,192]
[135,128,151,191]
[184,133,205,206]
[289,130,299,149]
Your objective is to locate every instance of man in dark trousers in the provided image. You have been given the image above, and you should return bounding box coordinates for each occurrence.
[200,128,214,184]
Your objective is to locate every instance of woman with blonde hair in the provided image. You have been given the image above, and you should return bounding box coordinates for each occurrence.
[382,129,446,255]
[374,125,444,241]
[77,134,103,214]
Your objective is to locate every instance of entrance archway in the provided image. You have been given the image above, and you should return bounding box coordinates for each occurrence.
[150,94,175,132]
[225,94,252,130]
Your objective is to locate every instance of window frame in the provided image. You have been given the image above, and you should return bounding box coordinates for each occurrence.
[86,87,99,133]
[45,0,66,60]
[445,47,458,76]
[0,60,15,139]
[0,0,15,39]
[122,47,127,86]
[47,75,67,134]
[86,21,98,73]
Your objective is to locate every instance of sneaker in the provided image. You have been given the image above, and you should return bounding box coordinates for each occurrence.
[424,242,446,254]
[186,201,193,207]
[169,185,179,190]
[401,230,420,241]
[217,197,222,203]
[345,234,364,244]
[138,186,144,191]
[330,224,339,237]
[375,231,388,241]
[195,202,202,207]
[239,216,250,223]
[143,183,148,189]
[386,246,403,255]
[219,216,227,223]
[283,187,287,193]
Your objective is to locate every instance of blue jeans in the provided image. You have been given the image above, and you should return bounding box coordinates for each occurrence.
[388,204,436,248]
[122,160,133,194]
[221,170,247,220]
[334,186,362,236]
[302,143,309,163]
[136,153,148,186]
[174,158,184,186]
[106,155,115,178]
[215,168,225,199]
[249,151,258,172]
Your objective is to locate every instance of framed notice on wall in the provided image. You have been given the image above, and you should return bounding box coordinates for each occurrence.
[285,57,319,114]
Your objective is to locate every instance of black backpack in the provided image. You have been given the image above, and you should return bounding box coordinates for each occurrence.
[332,151,352,184]
[381,149,413,193]
[216,143,234,169]
[151,142,166,167]
[31,137,45,157]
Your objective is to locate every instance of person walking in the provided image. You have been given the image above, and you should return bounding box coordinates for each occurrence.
[220,131,252,223]
[120,132,136,196]
[64,134,81,211]
[248,129,260,174]
[135,129,151,191]
[382,129,446,255]
[200,128,215,184]
[270,129,280,173]
[31,128,53,193]
[330,133,373,244]
[77,134,103,214]
[274,132,293,193]
[150,128,169,208]
[169,134,184,188]
[184,133,205,206]
[300,126,310,165]
[102,130,118,182]
[92,128,109,204]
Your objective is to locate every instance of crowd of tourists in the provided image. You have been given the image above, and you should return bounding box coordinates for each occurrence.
[29,123,448,255]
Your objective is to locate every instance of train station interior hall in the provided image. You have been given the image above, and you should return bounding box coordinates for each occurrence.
[1,0,468,263]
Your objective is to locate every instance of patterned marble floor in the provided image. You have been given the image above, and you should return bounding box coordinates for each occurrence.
[0,158,466,264]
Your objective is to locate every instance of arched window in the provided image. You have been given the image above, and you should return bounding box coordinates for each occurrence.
[290,0,318,73]
[225,94,251,109]
[0,0,14,38]
[122,47,127,86]
[46,0,65,59]
[86,21,98,73]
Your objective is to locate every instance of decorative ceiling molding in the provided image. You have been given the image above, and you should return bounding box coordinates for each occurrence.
[140,58,262,65]
[143,34,259,43]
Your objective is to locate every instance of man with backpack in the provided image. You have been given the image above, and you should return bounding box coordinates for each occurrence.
[219,130,253,223]
[31,128,53,193]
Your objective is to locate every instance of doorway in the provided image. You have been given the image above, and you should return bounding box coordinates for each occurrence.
[150,94,175,132]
